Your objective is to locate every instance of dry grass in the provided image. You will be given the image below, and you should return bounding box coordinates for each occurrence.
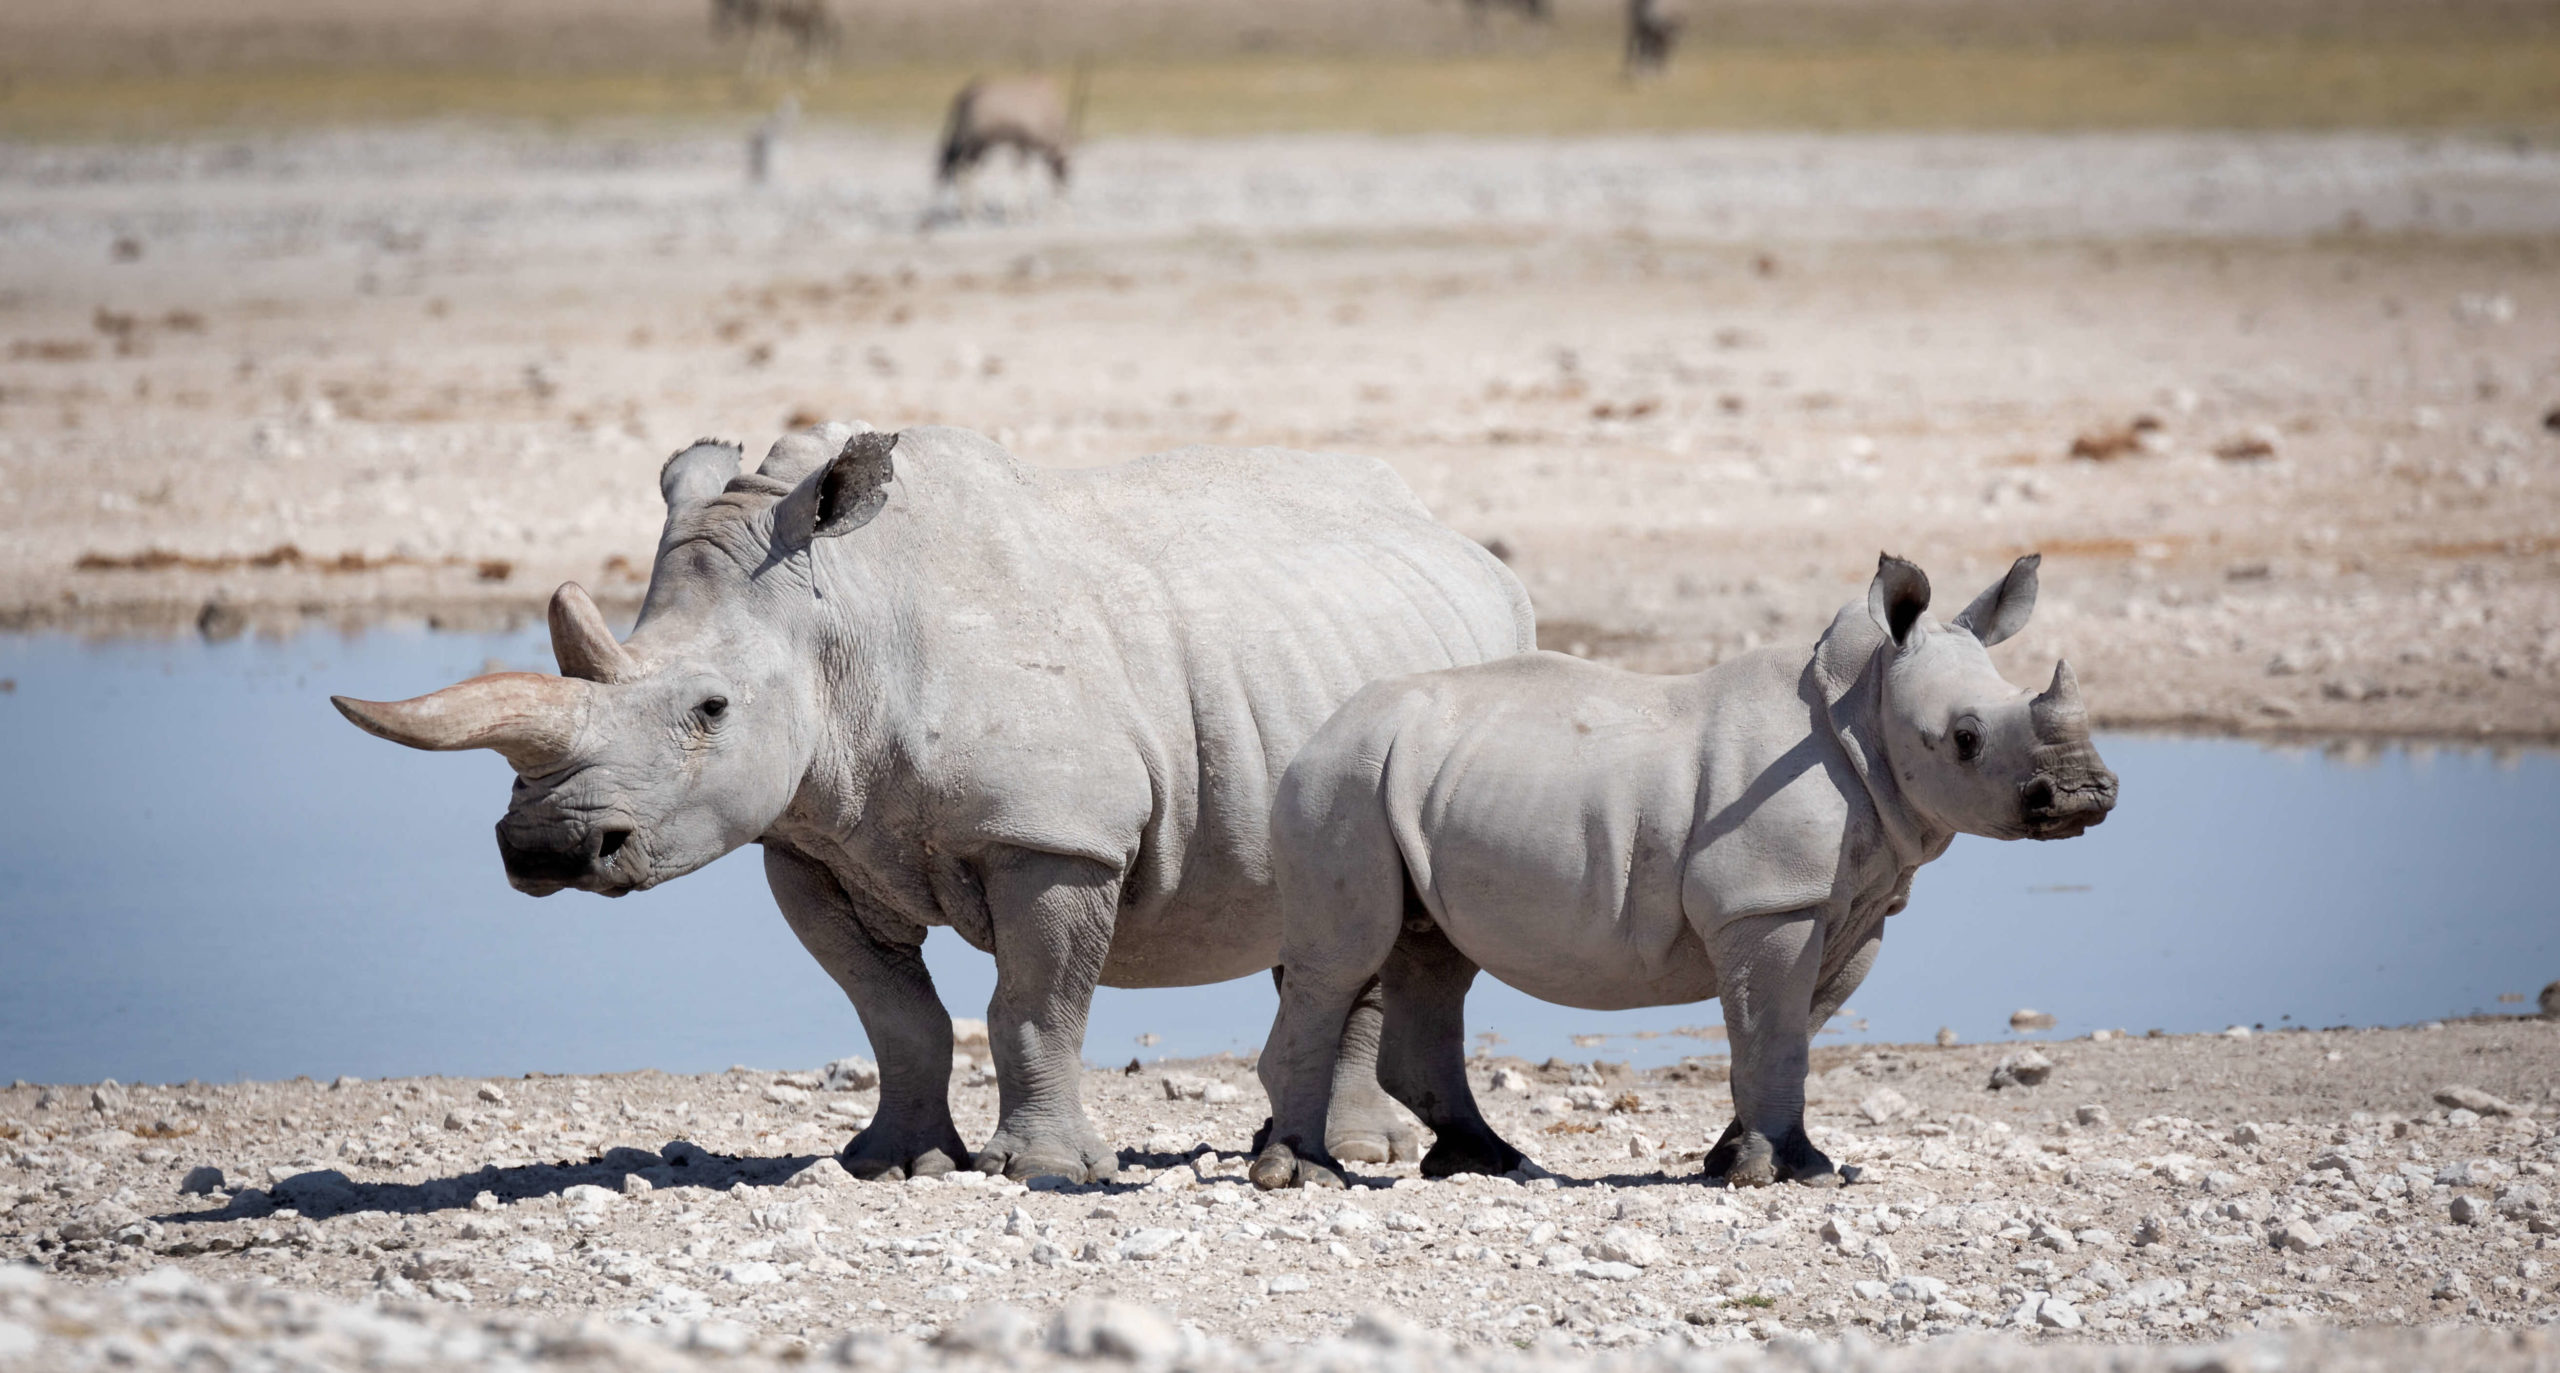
[4,39,2558,139]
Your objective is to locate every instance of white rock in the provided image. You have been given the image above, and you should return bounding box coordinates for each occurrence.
[1891,1275,1947,1303]
[560,1184,618,1213]
[763,1084,809,1107]
[1532,1096,1572,1116]
[476,1085,508,1105]
[1490,1068,1532,1094]
[1581,1261,1641,1281]
[951,1018,990,1051]
[2037,1296,2083,1330]
[935,1304,1035,1353]
[1858,1086,1914,1124]
[821,1056,879,1091]
[1935,1027,1960,1047]
[1202,1081,1242,1105]
[1116,1228,1192,1261]
[1329,1206,1378,1235]
[1988,1050,2053,1090]
[1592,1225,1663,1266]
[788,1158,851,1189]
[1160,1076,1209,1101]
[1047,1298,1180,1360]
[719,1261,781,1286]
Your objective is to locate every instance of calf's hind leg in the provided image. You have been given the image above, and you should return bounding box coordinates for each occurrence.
[1378,917,1524,1178]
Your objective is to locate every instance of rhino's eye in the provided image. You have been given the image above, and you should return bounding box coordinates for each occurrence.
[699,696,729,720]
[1953,725,1983,762]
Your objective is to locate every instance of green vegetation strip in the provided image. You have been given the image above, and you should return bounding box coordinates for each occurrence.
[4,41,2557,140]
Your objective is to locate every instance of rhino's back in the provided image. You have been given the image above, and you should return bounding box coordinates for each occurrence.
[857,432,1533,985]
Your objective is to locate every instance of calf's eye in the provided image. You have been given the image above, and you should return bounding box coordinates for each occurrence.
[1953,726,1982,761]
[700,696,729,720]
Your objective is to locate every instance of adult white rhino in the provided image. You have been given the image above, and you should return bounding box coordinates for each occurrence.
[1252,554,2116,1190]
[334,423,1532,1182]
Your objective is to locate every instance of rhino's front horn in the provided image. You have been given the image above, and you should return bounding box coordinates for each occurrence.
[331,673,592,772]
[2030,659,2088,738]
[549,582,634,684]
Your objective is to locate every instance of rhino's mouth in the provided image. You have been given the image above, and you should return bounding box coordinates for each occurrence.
[2019,770,2117,841]
[497,820,646,897]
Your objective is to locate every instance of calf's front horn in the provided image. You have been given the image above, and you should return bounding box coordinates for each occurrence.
[2029,659,2088,739]
[331,672,592,772]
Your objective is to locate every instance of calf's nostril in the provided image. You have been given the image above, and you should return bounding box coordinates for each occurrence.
[597,828,633,862]
[2020,777,2056,813]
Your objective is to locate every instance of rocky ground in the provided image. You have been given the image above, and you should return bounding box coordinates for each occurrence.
[2,1017,2555,1369]
[3,126,2560,739]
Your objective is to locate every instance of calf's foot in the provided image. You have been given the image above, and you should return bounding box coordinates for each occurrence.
[1249,1140,1347,1191]
[1325,1083,1425,1165]
[975,1117,1118,1184]
[840,1115,971,1182]
[1700,1120,1838,1188]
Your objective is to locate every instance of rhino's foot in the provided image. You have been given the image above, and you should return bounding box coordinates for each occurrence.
[840,1117,970,1183]
[1700,1121,1837,1188]
[1249,1141,1346,1191]
[1419,1125,1525,1179]
[974,1119,1118,1185]
[1325,1086,1424,1165]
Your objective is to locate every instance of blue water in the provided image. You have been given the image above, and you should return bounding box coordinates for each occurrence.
[1,626,2552,1086]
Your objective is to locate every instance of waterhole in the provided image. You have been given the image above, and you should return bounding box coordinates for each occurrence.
[1,626,2551,1085]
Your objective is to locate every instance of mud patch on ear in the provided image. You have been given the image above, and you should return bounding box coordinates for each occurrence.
[760,421,867,485]
[1867,554,1931,647]
[814,430,897,537]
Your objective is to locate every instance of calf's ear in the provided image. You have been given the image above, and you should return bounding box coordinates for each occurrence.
[1954,553,2040,647]
[1865,553,1931,648]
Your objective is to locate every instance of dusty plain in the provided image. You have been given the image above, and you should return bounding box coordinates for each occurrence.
[4,125,2560,739]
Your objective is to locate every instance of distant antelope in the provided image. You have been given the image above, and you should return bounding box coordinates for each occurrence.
[933,72,1087,219]
[709,0,838,75]
[1625,0,1681,76]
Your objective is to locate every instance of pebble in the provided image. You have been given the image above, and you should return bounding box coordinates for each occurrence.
[2009,1009,2057,1031]
[1859,1086,1914,1124]
[2435,1085,2519,1117]
[1047,1298,1180,1361]
[822,1056,880,1091]
[1935,1027,1959,1047]
[1988,1049,2054,1090]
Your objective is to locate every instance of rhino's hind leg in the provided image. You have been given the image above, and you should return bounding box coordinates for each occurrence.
[1250,1138,1347,1191]
[1700,1121,1837,1188]
[1378,919,1525,1178]
[972,849,1121,1184]
[765,846,971,1182]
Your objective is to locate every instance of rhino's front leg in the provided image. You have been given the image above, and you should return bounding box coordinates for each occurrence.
[764,846,970,1181]
[972,848,1120,1184]
[1702,910,1837,1188]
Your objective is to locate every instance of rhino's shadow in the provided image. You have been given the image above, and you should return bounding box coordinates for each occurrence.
[151,1142,824,1226]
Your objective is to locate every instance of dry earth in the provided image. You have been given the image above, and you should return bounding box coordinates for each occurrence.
[4,127,2560,740]
[3,1018,2557,1368]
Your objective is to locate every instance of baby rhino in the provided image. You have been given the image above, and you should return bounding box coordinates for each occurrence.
[1253,554,2116,1190]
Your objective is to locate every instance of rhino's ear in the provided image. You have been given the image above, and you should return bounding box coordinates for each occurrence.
[662,439,742,516]
[1865,553,1931,648]
[777,430,898,547]
[813,430,896,537]
[1954,553,2039,647]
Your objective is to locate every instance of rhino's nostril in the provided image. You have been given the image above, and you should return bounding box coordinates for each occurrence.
[597,828,633,862]
[2020,777,2056,813]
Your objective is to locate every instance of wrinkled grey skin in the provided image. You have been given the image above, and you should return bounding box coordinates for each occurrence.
[336,423,1532,1183]
[1251,553,2117,1190]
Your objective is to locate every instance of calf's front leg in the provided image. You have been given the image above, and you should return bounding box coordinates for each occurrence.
[1701,910,1838,1187]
